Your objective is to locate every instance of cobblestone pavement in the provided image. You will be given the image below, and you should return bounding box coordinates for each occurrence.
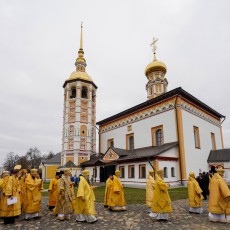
[0,198,229,230]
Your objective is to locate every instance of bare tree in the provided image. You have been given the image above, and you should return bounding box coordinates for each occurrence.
[16,155,29,169]
[3,152,19,171]
[46,151,55,160]
[26,147,42,168]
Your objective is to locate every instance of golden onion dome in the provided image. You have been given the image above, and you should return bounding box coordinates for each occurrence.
[69,71,93,82]
[145,60,167,76]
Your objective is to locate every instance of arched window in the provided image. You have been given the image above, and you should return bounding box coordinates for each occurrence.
[129,136,134,150]
[81,86,88,99]
[155,129,163,146]
[70,86,76,98]
[164,167,168,178]
[171,167,175,177]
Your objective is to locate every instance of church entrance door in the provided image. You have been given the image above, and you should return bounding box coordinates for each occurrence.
[100,165,116,182]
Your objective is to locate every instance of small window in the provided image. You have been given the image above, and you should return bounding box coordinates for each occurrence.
[81,86,88,99]
[129,136,134,150]
[119,166,125,178]
[193,126,201,149]
[139,164,146,178]
[152,125,164,146]
[171,167,175,177]
[70,86,76,98]
[155,129,163,146]
[107,139,114,148]
[164,167,168,178]
[126,133,134,150]
[128,165,135,178]
[127,125,132,132]
[211,133,216,150]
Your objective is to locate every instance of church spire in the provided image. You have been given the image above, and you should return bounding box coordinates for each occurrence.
[75,22,87,70]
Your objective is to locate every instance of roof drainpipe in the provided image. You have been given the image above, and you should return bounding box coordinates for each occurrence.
[175,95,183,186]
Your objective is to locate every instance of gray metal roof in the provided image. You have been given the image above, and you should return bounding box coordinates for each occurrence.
[81,142,178,166]
[43,152,61,165]
[207,149,230,162]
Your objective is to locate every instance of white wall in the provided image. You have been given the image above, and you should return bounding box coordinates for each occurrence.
[101,109,177,153]
[182,109,222,178]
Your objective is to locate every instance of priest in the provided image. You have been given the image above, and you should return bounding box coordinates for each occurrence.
[208,168,230,223]
[75,170,97,223]
[149,169,172,221]
[48,172,60,211]
[104,174,113,208]
[146,169,155,213]
[108,170,126,211]
[24,169,43,220]
[56,169,75,221]
[187,172,204,214]
[0,165,22,224]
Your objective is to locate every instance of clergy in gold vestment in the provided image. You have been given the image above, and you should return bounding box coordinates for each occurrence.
[18,169,27,213]
[187,172,204,214]
[208,168,230,223]
[149,169,172,221]
[146,170,155,213]
[0,166,22,225]
[75,170,97,223]
[56,169,75,221]
[104,175,113,208]
[48,172,60,210]
[24,169,43,220]
[108,170,126,211]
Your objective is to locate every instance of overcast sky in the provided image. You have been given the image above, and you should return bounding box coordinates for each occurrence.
[1,0,230,166]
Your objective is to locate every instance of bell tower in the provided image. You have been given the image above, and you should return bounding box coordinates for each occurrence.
[61,23,97,167]
[145,38,168,99]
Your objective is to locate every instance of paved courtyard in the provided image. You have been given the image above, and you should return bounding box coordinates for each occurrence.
[0,197,229,230]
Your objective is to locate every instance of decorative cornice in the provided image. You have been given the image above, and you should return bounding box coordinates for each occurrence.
[63,78,98,89]
[97,87,224,127]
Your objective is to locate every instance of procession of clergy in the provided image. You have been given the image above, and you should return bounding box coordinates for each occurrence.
[0,165,230,226]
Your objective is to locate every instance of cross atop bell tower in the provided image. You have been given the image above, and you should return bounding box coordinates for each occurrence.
[61,23,98,167]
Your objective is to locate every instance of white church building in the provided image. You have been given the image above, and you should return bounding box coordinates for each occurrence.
[81,38,227,186]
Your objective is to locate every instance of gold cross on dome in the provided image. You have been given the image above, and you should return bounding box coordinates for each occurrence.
[150,37,158,61]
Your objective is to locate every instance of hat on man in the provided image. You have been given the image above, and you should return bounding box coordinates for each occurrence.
[64,169,71,175]
[2,171,10,176]
[217,168,224,176]
[149,169,154,174]
[82,170,89,176]
[56,172,60,176]
[14,165,22,170]
[31,169,38,175]
[189,171,195,178]
[115,170,120,176]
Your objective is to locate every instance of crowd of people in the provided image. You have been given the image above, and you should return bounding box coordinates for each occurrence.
[146,166,230,223]
[0,166,97,225]
[0,164,230,225]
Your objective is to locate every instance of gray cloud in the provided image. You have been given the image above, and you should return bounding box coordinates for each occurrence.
[0,0,230,165]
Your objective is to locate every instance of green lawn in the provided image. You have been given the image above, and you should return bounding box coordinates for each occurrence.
[42,184,230,203]
[42,185,188,203]
[93,186,188,204]
[43,182,49,190]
